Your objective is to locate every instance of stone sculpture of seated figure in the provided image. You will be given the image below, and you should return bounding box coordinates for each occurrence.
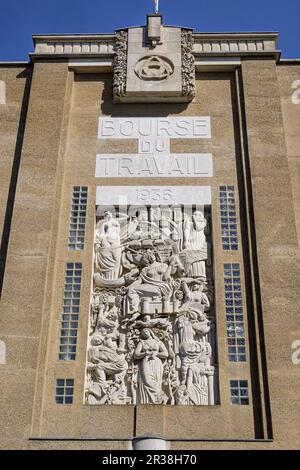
[126,251,176,307]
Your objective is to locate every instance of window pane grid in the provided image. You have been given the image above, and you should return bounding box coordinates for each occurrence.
[224,263,246,362]
[68,186,88,250]
[55,378,74,404]
[59,263,82,360]
[230,380,249,405]
[219,186,238,250]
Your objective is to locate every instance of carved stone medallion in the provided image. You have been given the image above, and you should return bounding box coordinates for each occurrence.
[134,56,174,81]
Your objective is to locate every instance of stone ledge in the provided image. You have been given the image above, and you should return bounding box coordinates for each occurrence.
[33,37,115,55]
[32,32,279,59]
[193,34,277,54]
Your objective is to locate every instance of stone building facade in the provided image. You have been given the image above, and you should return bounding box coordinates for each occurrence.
[0,14,299,450]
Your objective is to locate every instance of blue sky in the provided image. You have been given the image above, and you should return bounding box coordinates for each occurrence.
[0,0,299,61]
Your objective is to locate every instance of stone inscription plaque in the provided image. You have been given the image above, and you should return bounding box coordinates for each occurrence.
[96,117,213,179]
[98,117,211,140]
[96,185,212,206]
[95,154,213,178]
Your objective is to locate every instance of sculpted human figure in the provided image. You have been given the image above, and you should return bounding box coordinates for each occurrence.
[134,328,169,404]
[96,304,117,331]
[182,210,208,279]
[136,209,151,239]
[180,279,210,313]
[86,335,128,404]
[185,363,209,405]
[174,308,211,385]
[121,291,141,327]
[126,251,175,304]
[100,323,126,354]
[127,209,161,241]
[95,211,123,281]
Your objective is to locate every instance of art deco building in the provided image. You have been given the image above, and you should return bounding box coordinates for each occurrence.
[0,13,299,450]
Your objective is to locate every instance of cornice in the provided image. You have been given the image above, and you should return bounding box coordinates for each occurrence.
[31,31,279,61]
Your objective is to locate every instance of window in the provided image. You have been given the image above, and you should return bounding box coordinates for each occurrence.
[230,380,249,405]
[59,263,82,360]
[68,186,88,250]
[219,185,238,250]
[55,379,74,404]
[0,340,6,365]
[0,80,6,105]
[224,263,246,362]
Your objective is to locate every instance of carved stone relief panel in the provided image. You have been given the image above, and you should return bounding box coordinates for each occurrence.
[181,29,196,100]
[85,201,216,405]
[113,30,128,99]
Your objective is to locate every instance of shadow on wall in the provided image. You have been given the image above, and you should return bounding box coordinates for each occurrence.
[74,74,190,117]
[0,68,32,298]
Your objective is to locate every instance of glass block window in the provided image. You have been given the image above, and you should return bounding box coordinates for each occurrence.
[59,263,82,360]
[55,379,74,404]
[68,186,88,250]
[219,185,238,250]
[230,380,249,405]
[224,263,246,362]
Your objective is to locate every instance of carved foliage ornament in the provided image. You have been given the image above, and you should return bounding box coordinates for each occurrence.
[134,56,174,81]
[113,30,128,98]
[181,29,196,100]
[85,205,216,406]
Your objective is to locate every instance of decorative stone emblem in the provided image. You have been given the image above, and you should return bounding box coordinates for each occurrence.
[113,15,196,102]
[85,205,216,406]
[134,56,174,81]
